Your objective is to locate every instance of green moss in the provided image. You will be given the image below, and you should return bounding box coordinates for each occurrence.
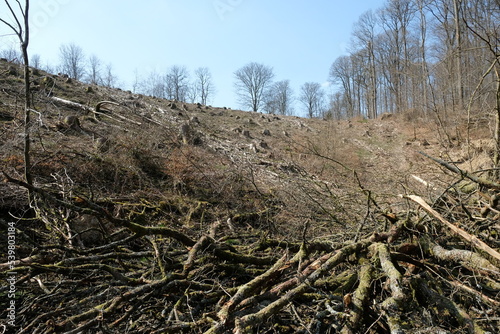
[456,180,477,194]
[224,239,242,246]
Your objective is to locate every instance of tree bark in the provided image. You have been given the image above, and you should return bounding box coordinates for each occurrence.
[0,1,33,199]
[494,65,500,173]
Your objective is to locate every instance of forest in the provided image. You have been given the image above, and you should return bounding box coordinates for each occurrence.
[329,1,496,119]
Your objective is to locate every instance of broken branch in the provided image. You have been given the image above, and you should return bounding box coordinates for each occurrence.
[404,195,500,264]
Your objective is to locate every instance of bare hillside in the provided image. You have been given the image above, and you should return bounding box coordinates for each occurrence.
[1,59,499,333]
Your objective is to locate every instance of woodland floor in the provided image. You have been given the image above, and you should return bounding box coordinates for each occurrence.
[0,59,499,333]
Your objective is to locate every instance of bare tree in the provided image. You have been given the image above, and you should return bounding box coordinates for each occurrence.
[452,0,467,109]
[325,0,499,141]
[164,73,174,99]
[102,63,117,88]
[264,80,294,115]
[328,91,347,119]
[132,68,141,94]
[0,45,22,62]
[234,62,274,112]
[329,56,355,117]
[86,54,102,85]
[416,0,430,115]
[379,0,417,112]
[194,67,215,105]
[0,0,33,192]
[187,82,199,104]
[462,0,500,169]
[141,70,165,98]
[300,82,325,118]
[263,91,279,115]
[59,43,85,80]
[166,65,189,101]
[353,10,379,118]
[30,53,41,69]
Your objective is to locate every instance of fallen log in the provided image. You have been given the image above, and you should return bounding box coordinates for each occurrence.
[374,243,405,309]
[51,97,141,125]
[426,240,498,274]
[341,261,373,334]
[51,96,95,113]
[418,151,500,190]
[207,253,290,333]
[183,235,212,275]
[412,277,487,334]
[449,279,500,308]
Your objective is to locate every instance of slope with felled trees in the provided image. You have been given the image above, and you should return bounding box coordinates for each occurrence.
[0,58,499,333]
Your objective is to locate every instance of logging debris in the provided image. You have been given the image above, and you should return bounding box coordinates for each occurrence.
[1,152,499,333]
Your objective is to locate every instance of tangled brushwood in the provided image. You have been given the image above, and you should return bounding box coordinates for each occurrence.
[1,152,499,333]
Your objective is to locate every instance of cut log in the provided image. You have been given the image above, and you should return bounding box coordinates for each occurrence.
[51,97,141,125]
[51,96,94,113]
[341,262,373,333]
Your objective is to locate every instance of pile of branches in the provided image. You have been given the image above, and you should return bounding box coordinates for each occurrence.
[1,153,499,334]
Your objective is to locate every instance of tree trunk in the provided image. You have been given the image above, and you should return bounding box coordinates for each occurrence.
[494,65,500,175]
[19,1,33,202]
[419,0,428,116]
[453,0,464,110]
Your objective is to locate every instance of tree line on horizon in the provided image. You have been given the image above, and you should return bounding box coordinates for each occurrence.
[232,0,499,121]
[0,43,217,106]
[329,0,499,121]
[1,0,498,121]
[0,43,325,117]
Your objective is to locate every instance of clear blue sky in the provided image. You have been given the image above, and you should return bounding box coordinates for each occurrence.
[1,0,387,116]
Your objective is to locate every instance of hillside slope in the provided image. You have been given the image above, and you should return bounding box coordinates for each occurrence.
[0,59,499,333]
